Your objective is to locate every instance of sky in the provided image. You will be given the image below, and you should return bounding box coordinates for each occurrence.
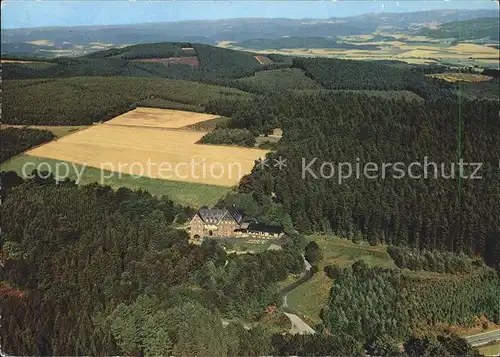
[1,0,498,29]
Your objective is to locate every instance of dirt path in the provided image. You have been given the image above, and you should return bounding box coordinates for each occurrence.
[284,312,315,335]
[280,255,315,335]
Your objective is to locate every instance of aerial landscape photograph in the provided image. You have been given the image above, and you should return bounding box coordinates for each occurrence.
[0,0,499,356]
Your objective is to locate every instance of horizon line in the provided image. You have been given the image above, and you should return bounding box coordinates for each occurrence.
[2,7,498,31]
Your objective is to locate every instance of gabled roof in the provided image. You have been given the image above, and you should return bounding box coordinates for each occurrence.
[196,206,243,225]
[198,208,227,224]
[227,207,243,225]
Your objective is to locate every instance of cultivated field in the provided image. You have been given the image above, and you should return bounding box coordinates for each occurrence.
[27,40,55,46]
[2,155,229,207]
[427,72,493,83]
[224,34,499,68]
[105,107,219,129]
[287,235,395,324]
[25,108,268,187]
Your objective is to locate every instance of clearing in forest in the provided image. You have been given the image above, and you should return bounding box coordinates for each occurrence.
[2,155,229,207]
[25,108,268,187]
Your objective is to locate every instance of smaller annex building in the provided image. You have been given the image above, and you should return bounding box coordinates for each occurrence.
[189,206,284,243]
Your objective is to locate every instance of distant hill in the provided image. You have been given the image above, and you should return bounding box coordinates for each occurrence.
[2,42,263,82]
[235,37,379,50]
[83,42,196,59]
[1,9,497,57]
[418,17,500,41]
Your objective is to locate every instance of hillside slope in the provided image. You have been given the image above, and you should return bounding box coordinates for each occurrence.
[1,9,496,56]
[2,42,263,82]
[418,17,500,41]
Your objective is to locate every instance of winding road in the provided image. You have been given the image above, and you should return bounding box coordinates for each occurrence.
[280,256,316,335]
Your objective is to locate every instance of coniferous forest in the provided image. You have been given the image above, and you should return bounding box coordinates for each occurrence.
[0,127,55,163]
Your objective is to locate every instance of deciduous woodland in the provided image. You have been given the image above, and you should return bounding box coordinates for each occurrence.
[1,41,499,356]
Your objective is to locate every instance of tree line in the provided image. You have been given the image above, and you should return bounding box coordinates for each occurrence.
[199,128,256,147]
[3,77,251,125]
[0,127,54,163]
[231,91,499,267]
[388,246,483,273]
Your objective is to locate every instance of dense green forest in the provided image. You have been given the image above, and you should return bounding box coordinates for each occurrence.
[226,92,500,267]
[2,77,251,125]
[2,41,499,356]
[0,127,54,163]
[0,174,305,355]
[460,78,500,100]
[236,68,323,94]
[199,128,256,147]
[2,43,264,83]
[83,42,196,59]
[388,246,483,273]
[292,57,454,100]
[323,262,498,344]
[1,173,489,356]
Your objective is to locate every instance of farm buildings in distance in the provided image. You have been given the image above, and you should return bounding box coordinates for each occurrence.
[189,206,284,243]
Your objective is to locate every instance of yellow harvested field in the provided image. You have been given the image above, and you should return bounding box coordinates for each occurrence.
[217,40,234,47]
[398,44,448,51]
[104,107,220,129]
[427,72,493,83]
[1,59,39,64]
[449,43,500,55]
[26,123,268,187]
[27,40,55,46]
[395,49,439,58]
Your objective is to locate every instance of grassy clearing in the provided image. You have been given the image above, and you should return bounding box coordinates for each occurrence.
[236,68,323,92]
[287,235,396,324]
[2,155,230,207]
[479,341,500,356]
[104,107,219,129]
[24,124,267,187]
[230,36,498,68]
[227,242,275,253]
